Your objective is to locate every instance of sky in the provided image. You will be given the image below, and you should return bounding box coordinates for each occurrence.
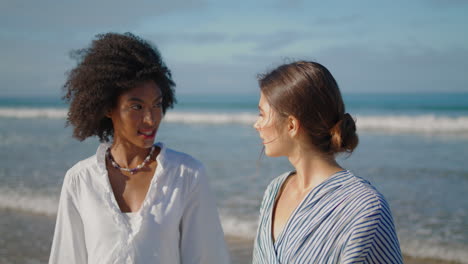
[1,0,467,97]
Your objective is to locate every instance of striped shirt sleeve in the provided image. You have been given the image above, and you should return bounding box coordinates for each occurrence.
[342,197,403,264]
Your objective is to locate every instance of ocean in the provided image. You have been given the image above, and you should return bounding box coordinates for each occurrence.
[1,92,467,263]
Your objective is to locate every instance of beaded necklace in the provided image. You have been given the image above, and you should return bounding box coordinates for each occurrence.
[106,145,156,174]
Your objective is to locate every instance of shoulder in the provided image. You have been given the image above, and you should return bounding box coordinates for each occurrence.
[164,147,205,173]
[342,173,392,218]
[161,147,207,193]
[63,154,99,189]
[56,154,99,207]
[66,154,98,177]
[340,175,402,260]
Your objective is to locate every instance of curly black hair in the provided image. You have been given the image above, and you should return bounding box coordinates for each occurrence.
[63,32,176,142]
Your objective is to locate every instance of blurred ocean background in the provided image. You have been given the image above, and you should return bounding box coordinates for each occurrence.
[1,92,468,264]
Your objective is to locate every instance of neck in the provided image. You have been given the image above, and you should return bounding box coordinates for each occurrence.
[110,140,153,168]
[287,142,343,191]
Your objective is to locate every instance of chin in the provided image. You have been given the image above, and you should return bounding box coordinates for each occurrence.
[264,148,282,157]
[143,141,156,149]
[131,140,155,149]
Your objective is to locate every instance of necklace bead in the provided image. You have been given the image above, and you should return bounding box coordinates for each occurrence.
[106,145,155,174]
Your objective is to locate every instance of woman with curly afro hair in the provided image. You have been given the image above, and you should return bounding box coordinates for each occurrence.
[49,32,229,264]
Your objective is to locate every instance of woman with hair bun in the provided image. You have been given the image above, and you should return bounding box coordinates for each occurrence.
[252,61,402,263]
[49,32,229,264]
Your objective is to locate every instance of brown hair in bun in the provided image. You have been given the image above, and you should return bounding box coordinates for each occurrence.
[258,61,358,155]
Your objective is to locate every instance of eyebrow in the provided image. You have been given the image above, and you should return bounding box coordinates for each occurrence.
[258,106,264,111]
[128,97,144,103]
[128,95,163,102]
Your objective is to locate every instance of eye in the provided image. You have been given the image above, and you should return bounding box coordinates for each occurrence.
[131,104,143,110]
[154,101,163,108]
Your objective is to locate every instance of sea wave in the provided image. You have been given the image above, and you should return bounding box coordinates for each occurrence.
[0,108,67,119]
[400,237,468,263]
[0,187,58,216]
[219,212,258,240]
[1,107,468,133]
[356,115,468,133]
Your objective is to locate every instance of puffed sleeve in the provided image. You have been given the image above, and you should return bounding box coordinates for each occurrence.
[49,171,88,264]
[342,200,403,264]
[179,166,230,264]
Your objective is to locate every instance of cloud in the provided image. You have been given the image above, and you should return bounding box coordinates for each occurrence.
[271,0,305,9]
[0,33,74,96]
[146,32,227,46]
[170,61,261,94]
[0,0,207,33]
[1,1,467,96]
[4,34,466,97]
[162,41,468,94]
[232,31,305,52]
[314,14,363,25]
[148,29,311,54]
[229,42,468,93]
[424,0,468,7]
[314,44,468,92]
[0,0,210,96]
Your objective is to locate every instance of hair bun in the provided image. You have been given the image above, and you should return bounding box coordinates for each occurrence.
[342,113,356,132]
[330,113,358,154]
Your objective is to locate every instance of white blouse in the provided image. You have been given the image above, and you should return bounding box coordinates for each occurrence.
[49,142,230,264]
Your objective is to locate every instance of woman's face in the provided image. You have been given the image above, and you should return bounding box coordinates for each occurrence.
[253,92,289,157]
[108,80,163,149]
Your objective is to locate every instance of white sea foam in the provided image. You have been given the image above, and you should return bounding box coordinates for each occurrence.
[400,237,468,263]
[1,107,468,133]
[0,108,67,119]
[219,212,258,239]
[0,187,58,216]
[165,112,257,124]
[356,115,468,134]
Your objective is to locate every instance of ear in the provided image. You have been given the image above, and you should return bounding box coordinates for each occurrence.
[287,115,300,138]
[105,108,113,119]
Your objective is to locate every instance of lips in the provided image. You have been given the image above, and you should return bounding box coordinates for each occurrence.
[138,129,156,139]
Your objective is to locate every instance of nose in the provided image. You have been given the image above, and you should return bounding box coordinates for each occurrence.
[253,118,260,131]
[143,108,157,126]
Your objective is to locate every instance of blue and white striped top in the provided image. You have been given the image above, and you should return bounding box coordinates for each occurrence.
[253,170,403,264]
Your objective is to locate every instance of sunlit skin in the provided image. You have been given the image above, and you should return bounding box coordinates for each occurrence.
[252,93,290,157]
[254,92,344,241]
[106,80,163,212]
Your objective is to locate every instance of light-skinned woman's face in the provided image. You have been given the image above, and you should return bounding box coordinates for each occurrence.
[108,80,163,149]
[253,92,289,157]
